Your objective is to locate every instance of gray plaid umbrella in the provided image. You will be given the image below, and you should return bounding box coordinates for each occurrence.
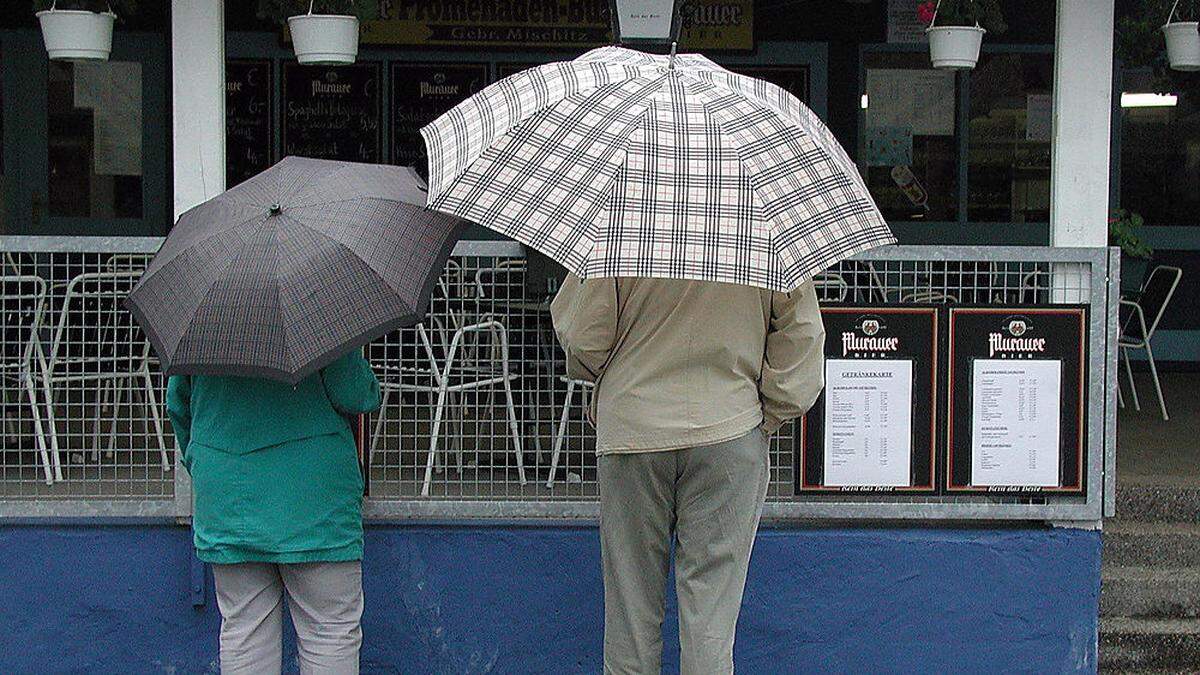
[422,46,894,292]
[127,156,465,384]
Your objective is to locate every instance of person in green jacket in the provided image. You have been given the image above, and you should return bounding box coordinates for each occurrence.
[167,350,381,674]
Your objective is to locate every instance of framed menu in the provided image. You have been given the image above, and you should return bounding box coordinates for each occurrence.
[390,62,487,175]
[795,307,938,494]
[729,65,810,103]
[282,62,382,163]
[226,60,273,187]
[946,307,1088,494]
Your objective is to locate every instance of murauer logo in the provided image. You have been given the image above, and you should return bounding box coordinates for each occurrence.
[841,316,899,356]
[420,73,461,98]
[987,317,1046,357]
[312,71,351,96]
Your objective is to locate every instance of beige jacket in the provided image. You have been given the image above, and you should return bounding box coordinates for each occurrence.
[550,275,825,455]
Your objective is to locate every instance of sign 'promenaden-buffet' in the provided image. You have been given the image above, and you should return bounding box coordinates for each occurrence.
[353,0,754,50]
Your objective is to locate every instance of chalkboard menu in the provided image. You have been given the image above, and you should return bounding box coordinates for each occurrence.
[729,65,810,104]
[391,62,487,175]
[226,60,273,187]
[282,62,382,163]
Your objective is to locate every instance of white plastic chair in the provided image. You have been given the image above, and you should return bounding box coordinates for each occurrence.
[1,274,54,484]
[900,289,959,304]
[1119,265,1181,421]
[370,274,525,497]
[546,375,594,488]
[34,271,170,479]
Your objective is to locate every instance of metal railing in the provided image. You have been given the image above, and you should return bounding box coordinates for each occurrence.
[0,236,1118,522]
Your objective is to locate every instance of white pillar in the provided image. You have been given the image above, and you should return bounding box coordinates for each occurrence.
[171,0,225,220]
[1050,0,1114,248]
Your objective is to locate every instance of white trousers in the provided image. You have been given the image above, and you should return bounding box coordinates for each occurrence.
[211,561,363,675]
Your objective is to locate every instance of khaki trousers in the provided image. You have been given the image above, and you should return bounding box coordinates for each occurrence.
[211,561,363,675]
[599,429,770,675]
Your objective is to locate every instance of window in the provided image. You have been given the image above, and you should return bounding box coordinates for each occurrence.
[967,53,1053,223]
[1119,77,1200,226]
[860,47,1054,232]
[861,51,959,223]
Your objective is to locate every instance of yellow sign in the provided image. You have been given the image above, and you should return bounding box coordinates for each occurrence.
[357,0,753,50]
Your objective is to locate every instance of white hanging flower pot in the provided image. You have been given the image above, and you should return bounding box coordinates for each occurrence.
[925,25,986,70]
[1162,22,1200,71]
[288,11,360,65]
[35,5,116,62]
[1162,0,1200,71]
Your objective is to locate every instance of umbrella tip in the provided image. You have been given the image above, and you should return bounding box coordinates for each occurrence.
[269,203,282,216]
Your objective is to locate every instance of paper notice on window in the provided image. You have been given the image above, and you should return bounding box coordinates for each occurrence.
[73,61,143,176]
[1025,94,1053,142]
[865,69,955,136]
[970,359,1061,486]
[823,359,913,487]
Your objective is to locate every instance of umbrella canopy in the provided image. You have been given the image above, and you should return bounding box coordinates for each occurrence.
[422,46,894,292]
[127,156,466,384]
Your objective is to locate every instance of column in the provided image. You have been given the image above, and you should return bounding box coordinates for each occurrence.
[171,0,225,220]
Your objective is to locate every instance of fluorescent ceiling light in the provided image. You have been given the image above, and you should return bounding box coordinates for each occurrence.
[1121,93,1178,108]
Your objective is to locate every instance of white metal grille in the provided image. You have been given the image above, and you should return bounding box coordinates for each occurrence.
[1,251,171,501]
[0,238,1116,521]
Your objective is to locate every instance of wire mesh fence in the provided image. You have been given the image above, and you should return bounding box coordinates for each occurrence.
[0,239,1115,520]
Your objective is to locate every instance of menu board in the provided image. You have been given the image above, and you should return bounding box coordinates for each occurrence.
[282,62,382,163]
[946,307,1087,494]
[391,62,487,175]
[226,60,273,187]
[729,65,810,104]
[795,307,938,494]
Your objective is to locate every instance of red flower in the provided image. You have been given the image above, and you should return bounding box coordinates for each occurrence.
[917,1,937,26]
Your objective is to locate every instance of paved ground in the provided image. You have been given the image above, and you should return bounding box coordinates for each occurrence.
[1118,372,1200,488]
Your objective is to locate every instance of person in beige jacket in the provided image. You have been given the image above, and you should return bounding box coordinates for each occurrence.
[551,274,825,674]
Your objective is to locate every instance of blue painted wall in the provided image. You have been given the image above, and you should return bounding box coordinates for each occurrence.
[0,524,1100,673]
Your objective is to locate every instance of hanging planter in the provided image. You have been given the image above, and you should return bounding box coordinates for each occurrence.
[33,1,130,62]
[918,0,1007,71]
[260,1,365,65]
[1163,1,1200,71]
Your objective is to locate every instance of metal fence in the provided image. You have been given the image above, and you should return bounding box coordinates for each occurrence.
[0,237,1118,522]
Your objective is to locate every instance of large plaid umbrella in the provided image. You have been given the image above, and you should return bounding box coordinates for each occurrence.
[126,157,466,384]
[421,46,894,292]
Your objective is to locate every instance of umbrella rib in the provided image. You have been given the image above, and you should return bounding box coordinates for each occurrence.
[286,195,407,211]
[148,210,268,275]
[150,223,263,357]
[278,214,412,299]
[423,62,651,203]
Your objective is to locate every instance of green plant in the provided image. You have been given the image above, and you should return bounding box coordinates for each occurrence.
[917,0,1007,33]
[1109,209,1154,259]
[32,0,137,13]
[256,0,376,22]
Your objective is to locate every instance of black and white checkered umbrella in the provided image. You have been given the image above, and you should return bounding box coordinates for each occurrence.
[126,157,466,384]
[421,46,894,292]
